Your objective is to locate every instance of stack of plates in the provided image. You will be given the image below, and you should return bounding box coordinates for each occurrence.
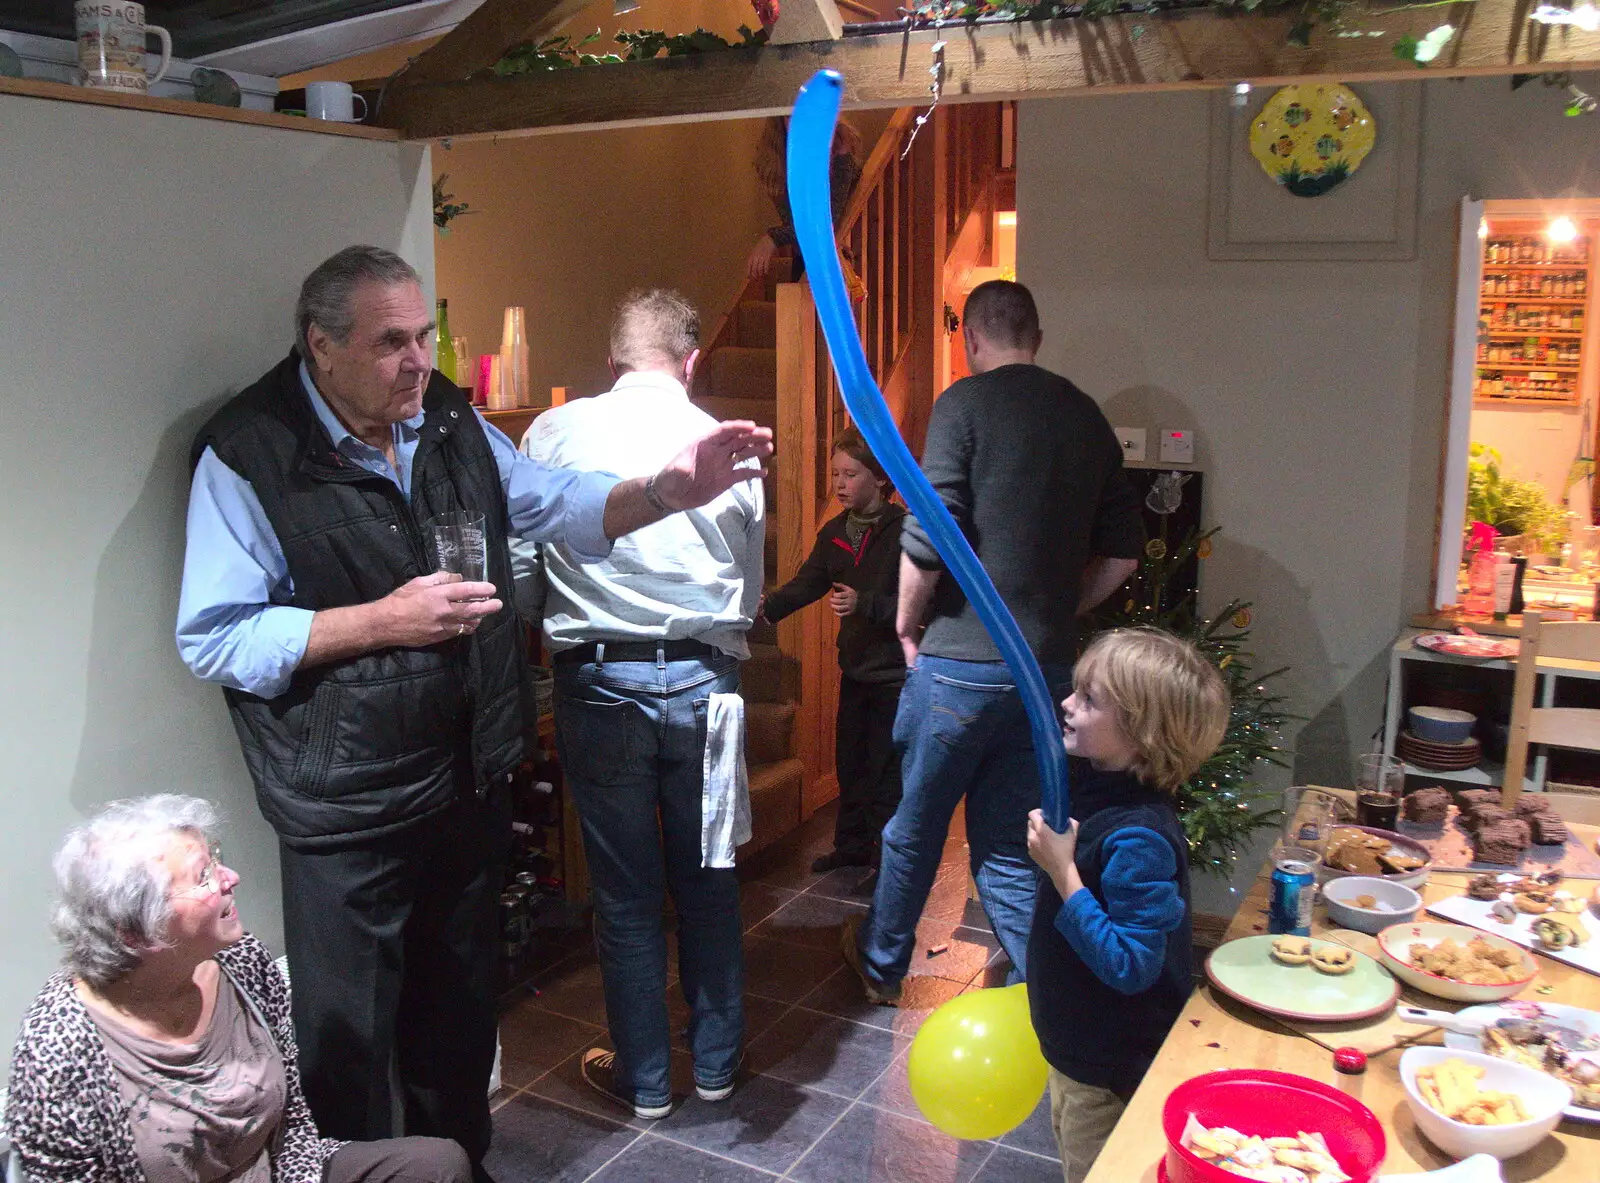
[1397,730,1481,771]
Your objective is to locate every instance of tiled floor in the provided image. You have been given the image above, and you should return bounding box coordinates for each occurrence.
[487,803,1063,1182]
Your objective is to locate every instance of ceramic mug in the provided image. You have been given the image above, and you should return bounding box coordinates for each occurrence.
[75,2,170,94]
[305,81,368,123]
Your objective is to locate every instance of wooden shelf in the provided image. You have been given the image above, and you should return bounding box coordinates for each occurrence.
[0,74,399,140]
[1477,363,1581,372]
[1476,395,1581,405]
[1482,297,1587,306]
[1483,264,1589,271]
[1482,330,1585,338]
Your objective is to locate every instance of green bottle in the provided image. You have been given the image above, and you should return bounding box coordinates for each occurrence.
[436,299,457,384]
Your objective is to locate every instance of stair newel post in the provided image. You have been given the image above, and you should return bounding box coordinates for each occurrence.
[775,281,838,811]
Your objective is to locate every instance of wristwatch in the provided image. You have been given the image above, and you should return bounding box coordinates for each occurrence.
[643,472,673,514]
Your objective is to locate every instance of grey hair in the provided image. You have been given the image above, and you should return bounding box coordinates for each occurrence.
[609,288,700,374]
[294,245,420,361]
[50,795,219,989]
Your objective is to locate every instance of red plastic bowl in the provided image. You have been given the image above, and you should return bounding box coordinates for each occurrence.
[1159,1069,1387,1183]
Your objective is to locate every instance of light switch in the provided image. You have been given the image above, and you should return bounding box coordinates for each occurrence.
[1114,427,1147,463]
[1159,429,1195,464]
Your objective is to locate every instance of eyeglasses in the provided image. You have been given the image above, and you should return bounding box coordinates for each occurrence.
[173,842,226,899]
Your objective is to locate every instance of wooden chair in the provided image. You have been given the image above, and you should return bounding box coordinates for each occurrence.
[1500,612,1600,812]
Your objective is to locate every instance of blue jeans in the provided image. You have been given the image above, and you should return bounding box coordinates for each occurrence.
[554,651,745,1109]
[858,655,1072,987]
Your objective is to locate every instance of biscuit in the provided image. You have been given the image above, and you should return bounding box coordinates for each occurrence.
[1270,936,1312,966]
[1311,946,1356,975]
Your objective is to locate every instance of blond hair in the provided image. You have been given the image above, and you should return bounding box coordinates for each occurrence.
[609,288,699,374]
[1073,628,1230,793]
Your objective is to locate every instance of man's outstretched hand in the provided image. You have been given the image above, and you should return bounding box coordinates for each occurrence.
[653,420,773,510]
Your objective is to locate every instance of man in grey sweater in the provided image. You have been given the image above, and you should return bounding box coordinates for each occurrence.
[844,280,1143,1002]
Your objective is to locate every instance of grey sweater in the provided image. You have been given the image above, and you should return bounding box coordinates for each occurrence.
[901,364,1143,666]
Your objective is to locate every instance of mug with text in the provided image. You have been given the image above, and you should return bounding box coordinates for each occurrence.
[305,80,369,123]
[75,2,170,94]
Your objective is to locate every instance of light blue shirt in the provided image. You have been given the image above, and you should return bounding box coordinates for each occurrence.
[176,362,618,699]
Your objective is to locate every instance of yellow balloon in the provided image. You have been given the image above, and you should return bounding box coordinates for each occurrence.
[906,982,1049,1140]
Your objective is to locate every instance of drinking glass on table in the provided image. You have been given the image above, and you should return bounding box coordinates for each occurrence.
[1354,753,1403,829]
[424,511,488,595]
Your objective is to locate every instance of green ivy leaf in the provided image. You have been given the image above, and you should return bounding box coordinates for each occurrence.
[1392,33,1419,62]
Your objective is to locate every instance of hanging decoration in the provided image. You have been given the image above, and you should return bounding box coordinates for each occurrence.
[1248,83,1377,197]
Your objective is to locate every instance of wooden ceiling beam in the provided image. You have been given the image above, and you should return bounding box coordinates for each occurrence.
[379,4,1600,141]
[392,0,596,88]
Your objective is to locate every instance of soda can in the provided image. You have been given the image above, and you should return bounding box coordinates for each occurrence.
[1269,857,1316,936]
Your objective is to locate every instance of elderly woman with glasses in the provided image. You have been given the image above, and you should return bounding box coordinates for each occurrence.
[6,795,470,1183]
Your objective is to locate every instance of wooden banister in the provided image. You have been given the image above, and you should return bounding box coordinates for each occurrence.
[771,100,1009,822]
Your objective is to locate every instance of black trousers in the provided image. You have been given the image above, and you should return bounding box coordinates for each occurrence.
[279,780,510,1165]
[833,675,905,860]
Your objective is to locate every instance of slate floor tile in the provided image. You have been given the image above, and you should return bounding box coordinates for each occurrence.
[587,1132,779,1181]
[971,1145,1065,1182]
[749,892,868,950]
[797,965,963,1036]
[497,998,606,1089]
[746,1007,904,1100]
[785,1102,994,1183]
[651,1073,850,1174]
[484,1091,643,1183]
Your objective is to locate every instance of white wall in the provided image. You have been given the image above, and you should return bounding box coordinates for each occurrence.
[0,94,432,1058]
[1471,402,1593,522]
[1019,74,1600,906]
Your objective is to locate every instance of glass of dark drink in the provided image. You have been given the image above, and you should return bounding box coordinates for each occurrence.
[1354,753,1404,830]
[1356,791,1400,830]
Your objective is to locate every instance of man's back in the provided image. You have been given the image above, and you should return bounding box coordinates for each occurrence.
[527,372,765,658]
[902,363,1142,666]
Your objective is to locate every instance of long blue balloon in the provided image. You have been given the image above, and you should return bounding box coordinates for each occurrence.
[786,69,1070,831]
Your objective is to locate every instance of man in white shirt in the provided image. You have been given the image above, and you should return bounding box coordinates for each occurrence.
[525,289,764,1119]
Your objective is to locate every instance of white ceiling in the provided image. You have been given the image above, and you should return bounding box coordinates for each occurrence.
[192,0,483,77]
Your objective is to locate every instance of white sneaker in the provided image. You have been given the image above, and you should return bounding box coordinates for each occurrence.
[580,1048,673,1120]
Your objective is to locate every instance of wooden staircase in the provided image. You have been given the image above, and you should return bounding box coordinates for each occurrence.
[694,263,807,855]
[694,102,1015,856]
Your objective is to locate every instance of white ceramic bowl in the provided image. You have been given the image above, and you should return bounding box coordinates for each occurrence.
[1375,922,1538,1003]
[1322,876,1422,934]
[1317,826,1435,891]
[1399,1046,1571,1160]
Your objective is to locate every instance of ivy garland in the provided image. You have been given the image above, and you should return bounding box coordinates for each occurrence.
[485,25,768,76]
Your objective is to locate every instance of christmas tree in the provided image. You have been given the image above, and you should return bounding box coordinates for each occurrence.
[1085,521,1293,876]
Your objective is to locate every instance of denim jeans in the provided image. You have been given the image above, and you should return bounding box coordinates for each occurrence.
[858,655,1072,987]
[554,650,745,1109]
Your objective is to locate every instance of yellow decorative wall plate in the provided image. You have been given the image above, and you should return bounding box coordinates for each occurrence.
[1249,84,1376,198]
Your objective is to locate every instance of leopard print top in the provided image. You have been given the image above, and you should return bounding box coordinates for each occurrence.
[6,934,341,1183]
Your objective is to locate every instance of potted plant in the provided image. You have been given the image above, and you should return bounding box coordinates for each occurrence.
[1465,444,1568,561]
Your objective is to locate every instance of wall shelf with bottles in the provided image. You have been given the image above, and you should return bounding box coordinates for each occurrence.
[1475,226,1594,405]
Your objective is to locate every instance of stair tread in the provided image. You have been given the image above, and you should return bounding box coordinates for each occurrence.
[747,756,806,784]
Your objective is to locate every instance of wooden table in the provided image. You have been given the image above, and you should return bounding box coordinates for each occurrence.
[1085,812,1600,1182]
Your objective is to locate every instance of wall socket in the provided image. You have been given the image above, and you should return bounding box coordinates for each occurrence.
[1159,429,1195,464]
[1114,427,1147,463]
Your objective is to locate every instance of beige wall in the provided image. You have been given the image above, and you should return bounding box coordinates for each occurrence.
[432,115,774,405]
[0,95,432,1058]
[1019,75,1600,905]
